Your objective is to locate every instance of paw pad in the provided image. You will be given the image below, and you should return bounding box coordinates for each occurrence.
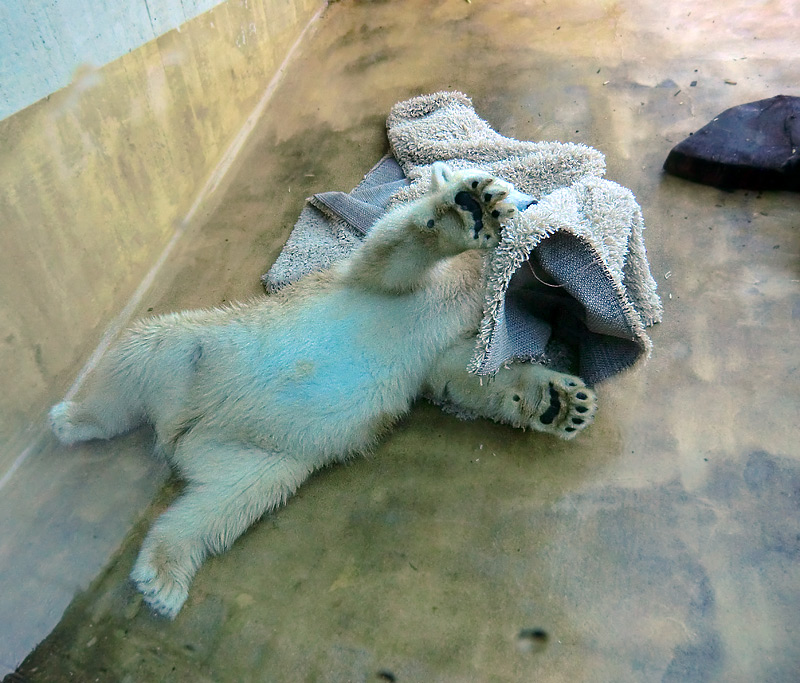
[507,366,599,440]
[538,384,562,425]
[427,166,518,253]
[449,173,517,250]
[536,378,597,439]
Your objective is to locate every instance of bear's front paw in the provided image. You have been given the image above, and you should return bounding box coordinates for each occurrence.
[428,163,518,252]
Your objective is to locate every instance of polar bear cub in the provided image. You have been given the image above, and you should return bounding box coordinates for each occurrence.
[50,163,596,618]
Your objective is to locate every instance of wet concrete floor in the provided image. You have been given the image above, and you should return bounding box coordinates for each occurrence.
[10,0,800,680]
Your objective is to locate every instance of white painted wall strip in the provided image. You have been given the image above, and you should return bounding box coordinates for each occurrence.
[0,0,224,120]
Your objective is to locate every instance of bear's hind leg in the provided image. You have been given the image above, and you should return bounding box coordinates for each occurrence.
[50,367,147,446]
[425,336,597,439]
[131,434,313,618]
[50,322,202,445]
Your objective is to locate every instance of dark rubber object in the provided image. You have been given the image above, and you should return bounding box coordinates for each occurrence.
[663,95,800,191]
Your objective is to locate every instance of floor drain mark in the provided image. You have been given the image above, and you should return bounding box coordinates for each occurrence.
[516,627,549,654]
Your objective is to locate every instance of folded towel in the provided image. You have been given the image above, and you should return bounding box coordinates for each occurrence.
[262,154,408,292]
[263,92,662,385]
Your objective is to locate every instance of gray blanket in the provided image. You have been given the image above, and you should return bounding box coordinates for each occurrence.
[263,92,662,385]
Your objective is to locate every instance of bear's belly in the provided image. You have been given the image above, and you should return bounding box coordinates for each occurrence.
[190,288,469,458]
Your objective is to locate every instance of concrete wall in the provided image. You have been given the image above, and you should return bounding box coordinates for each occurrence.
[0,0,324,476]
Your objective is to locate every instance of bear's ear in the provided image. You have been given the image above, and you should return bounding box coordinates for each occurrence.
[430,162,453,191]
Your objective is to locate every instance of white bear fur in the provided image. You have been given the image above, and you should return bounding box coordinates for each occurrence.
[49,163,596,618]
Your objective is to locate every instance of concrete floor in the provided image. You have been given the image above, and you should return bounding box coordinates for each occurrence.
[9,0,800,680]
